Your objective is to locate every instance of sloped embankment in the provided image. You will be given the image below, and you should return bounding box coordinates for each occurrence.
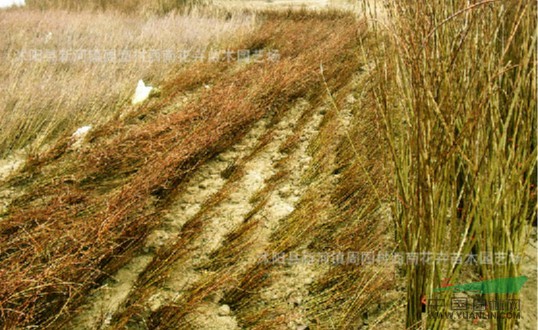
[0,10,394,329]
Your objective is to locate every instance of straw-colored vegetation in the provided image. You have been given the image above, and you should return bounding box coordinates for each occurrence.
[368,0,536,328]
[0,5,254,158]
[25,0,212,14]
[0,0,535,329]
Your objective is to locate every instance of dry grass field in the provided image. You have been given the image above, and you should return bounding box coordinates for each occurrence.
[0,6,255,158]
[0,1,535,329]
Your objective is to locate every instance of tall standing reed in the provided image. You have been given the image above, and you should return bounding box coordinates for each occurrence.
[368,0,536,328]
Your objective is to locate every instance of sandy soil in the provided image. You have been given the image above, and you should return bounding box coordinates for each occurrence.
[70,87,336,329]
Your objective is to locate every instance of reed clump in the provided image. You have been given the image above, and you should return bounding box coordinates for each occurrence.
[369,0,536,328]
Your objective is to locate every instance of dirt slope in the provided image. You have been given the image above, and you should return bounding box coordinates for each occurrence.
[1,11,394,329]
